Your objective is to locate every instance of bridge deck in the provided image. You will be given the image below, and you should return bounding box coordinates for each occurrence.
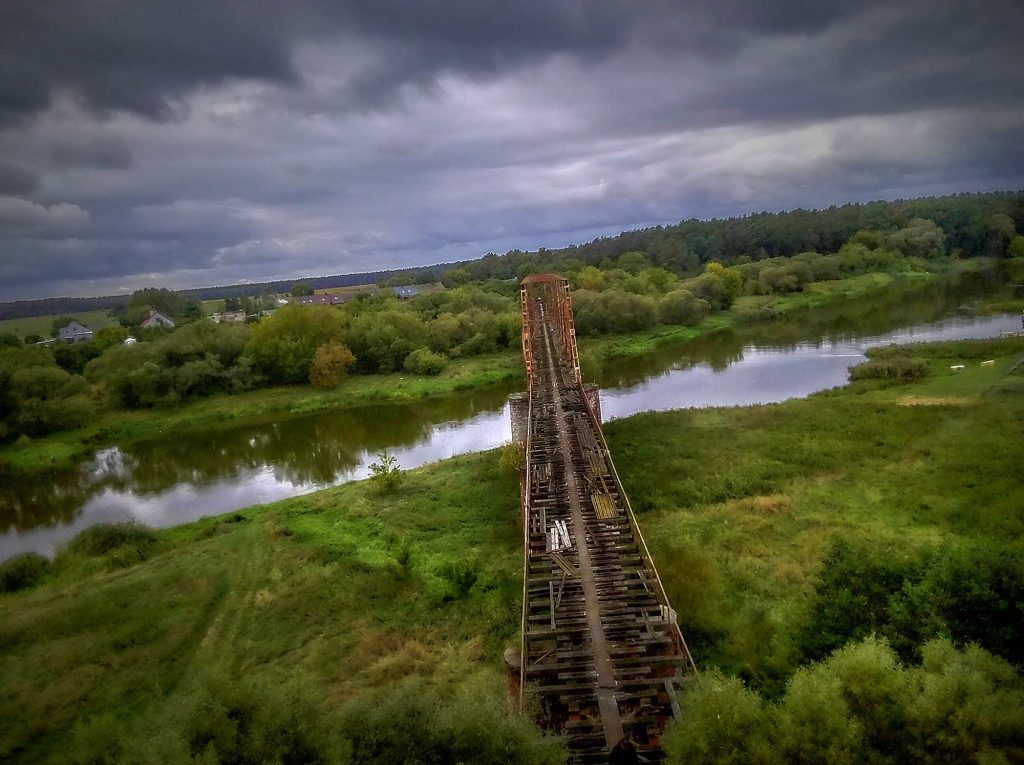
[518,276,695,764]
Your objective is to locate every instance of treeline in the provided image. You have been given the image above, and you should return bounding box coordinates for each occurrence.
[2,213,1022,443]
[395,190,1024,284]
[4,191,1020,321]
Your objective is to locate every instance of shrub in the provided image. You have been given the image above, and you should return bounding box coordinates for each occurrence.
[666,638,1024,765]
[64,522,156,558]
[342,677,565,765]
[848,354,928,382]
[368,451,402,493]
[0,552,50,592]
[403,347,447,376]
[66,670,346,765]
[309,341,356,389]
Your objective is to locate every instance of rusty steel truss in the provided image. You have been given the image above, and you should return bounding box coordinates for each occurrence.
[516,274,696,764]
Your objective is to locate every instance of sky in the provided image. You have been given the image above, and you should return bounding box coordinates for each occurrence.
[0,1,1022,301]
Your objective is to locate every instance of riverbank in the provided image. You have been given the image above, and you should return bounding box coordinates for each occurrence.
[7,265,1016,476]
[2,335,1021,762]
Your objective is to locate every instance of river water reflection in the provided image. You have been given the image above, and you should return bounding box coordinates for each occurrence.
[2,277,1020,559]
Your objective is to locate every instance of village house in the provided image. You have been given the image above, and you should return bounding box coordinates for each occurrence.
[140,309,176,329]
[211,310,246,323]
[290,294,356,306]
[392,282,446,300]
[57,320,93,343]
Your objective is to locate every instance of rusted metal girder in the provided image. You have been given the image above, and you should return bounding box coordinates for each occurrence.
[516,274,696,764]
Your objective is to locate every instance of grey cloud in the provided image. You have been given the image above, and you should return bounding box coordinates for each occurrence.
[0,0,1021,300]
[49,136,133,171]
[0,159,37,194]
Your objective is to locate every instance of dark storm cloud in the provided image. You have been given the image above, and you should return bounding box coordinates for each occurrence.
[0,0,638,124]
[0,0,1021,300]
[0,159,37,194]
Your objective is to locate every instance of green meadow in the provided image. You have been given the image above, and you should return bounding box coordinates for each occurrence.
[1,335,1022,763]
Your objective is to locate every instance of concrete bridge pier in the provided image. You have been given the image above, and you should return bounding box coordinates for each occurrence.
[509,384,600,446]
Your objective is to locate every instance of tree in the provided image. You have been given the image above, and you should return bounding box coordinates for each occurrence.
[1009,235,1024,259]
[291,281,314,296]
[124,288,184,325]
[658,290,709,326]
[50,316,76,337]
[618,251,649,274]
[245,305,348,384]
[179,301,205,323]
[442,268,470,287]
[309,342,356,388]
[887,219,945,259]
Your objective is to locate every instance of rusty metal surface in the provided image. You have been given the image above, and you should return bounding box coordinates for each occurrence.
[516,275,695,764]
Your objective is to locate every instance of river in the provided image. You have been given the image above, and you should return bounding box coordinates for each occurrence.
[1,276,1020,560]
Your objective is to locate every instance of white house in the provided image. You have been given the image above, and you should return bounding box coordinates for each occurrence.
[57,320,93,343]
[140,310,176,329]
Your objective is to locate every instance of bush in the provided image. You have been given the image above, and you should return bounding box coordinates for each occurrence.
[64,522,156,558]
[0,552,50,592]
[368,451,402,493]
[342,677,565,765]
[848,354,928,382]
[309,341,356,388]
[403,348,447,376]
[66,670,346,765]
[665,638,1024,765]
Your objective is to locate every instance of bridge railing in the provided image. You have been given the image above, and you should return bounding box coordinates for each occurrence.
[576,382,698,674]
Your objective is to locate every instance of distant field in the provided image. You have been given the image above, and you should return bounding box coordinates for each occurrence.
[0,310,119,339]
[314,283,379,296]
[200,298,224,314]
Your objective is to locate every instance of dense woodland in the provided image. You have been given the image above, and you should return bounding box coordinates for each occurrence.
[1,193,1023,445]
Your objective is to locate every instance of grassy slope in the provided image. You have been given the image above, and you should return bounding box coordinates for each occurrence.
[0,449,524,762]
[610,336,1024,679]
[1,336,1021,761]
[0,310,119,339]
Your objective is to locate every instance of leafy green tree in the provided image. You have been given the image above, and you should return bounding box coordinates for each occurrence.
[93,325,129,350]
[345,309,428,373]
[178,300,204,323]
[888,219,945,259]
[617,250,649,274]
[1007,234,1024,259]
[663,672,777,765]
[443,268,470,287]
[49,316,76,337]
[123,288,184,325]
[658,289,709,326]
[309,342,356,388]
[290,281,314,296]
[245,305,348,384]
[704,262,744,302]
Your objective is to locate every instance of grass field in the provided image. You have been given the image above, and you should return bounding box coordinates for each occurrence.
[1,335,1021,762]
[0,310,119,339]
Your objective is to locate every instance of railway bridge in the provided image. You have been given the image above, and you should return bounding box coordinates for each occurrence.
[511,274,696,763]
